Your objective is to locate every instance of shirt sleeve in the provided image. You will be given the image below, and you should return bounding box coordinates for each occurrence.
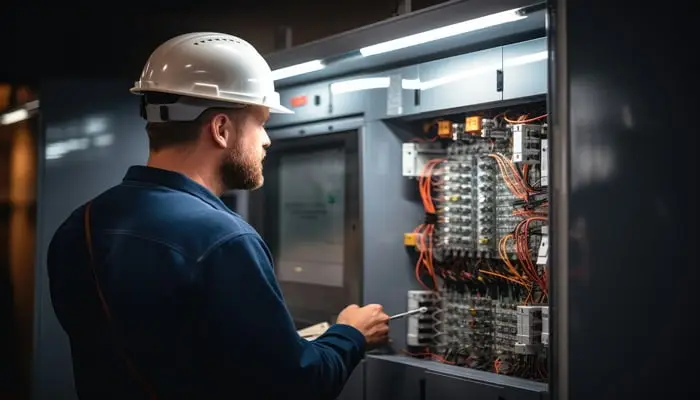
[197,232,366,400]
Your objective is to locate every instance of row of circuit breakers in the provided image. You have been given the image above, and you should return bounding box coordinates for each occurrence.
[403,118,548,184]
[400,114,550,379]
[408,291,549,353]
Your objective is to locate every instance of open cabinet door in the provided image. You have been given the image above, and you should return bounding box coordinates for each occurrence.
[33,80,146,400]
[254,130,362,329]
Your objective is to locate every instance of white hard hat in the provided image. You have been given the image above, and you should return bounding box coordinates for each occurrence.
[131,32,293,122]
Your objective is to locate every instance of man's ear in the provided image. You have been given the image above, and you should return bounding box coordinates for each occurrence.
[208,113,230,149]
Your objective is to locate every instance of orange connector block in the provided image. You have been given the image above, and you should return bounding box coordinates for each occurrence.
[465,116,482,134]
[437,120,453,138]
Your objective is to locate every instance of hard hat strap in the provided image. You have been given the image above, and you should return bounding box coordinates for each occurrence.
[141,96,247,123]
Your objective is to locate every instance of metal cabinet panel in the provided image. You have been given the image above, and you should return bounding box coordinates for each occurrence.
[337,361,365,400]
[416,47,503,113]
[426,371,502,400]
[330,73,386,119]
[267,116,364,142]
[269,83,331,127]
[425,371,546,400]
[503,37,548,100]
[365,356,424,400]
[365,356,547,400]
[397,65,421,117]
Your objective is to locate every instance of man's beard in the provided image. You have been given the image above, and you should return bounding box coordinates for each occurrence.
[219,147,264,191]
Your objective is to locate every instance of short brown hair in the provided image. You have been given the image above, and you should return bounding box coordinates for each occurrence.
[146,112,207,152]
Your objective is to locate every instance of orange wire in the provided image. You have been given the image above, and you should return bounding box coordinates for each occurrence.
[503,113,548,124]
[414,159,444,291]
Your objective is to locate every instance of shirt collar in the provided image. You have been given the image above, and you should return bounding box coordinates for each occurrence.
[122,165,229,212]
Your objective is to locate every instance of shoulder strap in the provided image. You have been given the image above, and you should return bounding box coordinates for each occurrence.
[84,202,159,400]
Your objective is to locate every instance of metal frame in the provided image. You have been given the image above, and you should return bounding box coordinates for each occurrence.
[254,127,362,327]
[548,2,568,400]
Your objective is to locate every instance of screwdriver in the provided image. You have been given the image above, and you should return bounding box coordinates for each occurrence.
[389,306,428,320]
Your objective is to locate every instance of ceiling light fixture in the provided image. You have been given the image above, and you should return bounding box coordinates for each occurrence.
[360,8,527,57]
[271,60,325,81]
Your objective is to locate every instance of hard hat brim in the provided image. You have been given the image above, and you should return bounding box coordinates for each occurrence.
[130,86,294,115]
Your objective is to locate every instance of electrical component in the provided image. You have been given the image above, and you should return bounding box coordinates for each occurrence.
[403,109,549,382]
[536,235,549,265]
[465,116,482,134]
[481,118,508,139]
[438,146,476,255]
[476,156,497,254]
[437,120,453,138]
[404,232,418,247]
[437,138,522,258]
[494,302,518,353]
[540,138,549,186]
[515,305,542,345]
[511,124,544,163]
[438,292,495,368]
[541,306,549,346]
[514,305,543,355]
[402,142,445,177]
[407,290,440,347]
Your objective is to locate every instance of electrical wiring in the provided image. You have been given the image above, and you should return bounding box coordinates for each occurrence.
[413,158,444,291]
[401,348,454,365]
[503,113,548,124]
[486,152,536,201]
[514,216,548,296]
[404,107,549,383]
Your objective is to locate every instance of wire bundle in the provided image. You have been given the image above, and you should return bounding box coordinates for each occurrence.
[414,158,444,291]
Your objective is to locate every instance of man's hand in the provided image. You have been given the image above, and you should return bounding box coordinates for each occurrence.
[336,304,390,347]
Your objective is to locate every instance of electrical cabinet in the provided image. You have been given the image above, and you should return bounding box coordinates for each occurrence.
[262,32,551,400]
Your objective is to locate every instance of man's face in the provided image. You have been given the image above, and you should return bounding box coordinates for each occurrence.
[219,106,271,191]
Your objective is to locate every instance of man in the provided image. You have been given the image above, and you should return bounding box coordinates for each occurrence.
[48,32,390,400]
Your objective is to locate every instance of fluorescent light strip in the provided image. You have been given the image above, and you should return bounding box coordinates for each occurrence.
[0,100,40,125]
[1,108,29,125]
[360,8,527,57]
[330,77,391,94]
[271,60,325,81]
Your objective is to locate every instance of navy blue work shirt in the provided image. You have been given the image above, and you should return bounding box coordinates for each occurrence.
[48,166,366,400]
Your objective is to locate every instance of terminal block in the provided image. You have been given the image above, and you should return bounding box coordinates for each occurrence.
[406,290,440,347]
[494,302,518,354]
[540,138,549,186]
[541,306,549,346]
[511,124,544,164]
[514,305,543,355]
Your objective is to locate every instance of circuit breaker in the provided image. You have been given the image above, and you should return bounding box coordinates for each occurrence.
[540,138,549,186]
[512,124,544,164]
[514,305,543,355]
[537,234,549,265]
[541,306,549,346]
[406,290,439,347]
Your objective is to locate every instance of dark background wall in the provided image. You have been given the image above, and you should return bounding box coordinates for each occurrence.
[0,0,447,83]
